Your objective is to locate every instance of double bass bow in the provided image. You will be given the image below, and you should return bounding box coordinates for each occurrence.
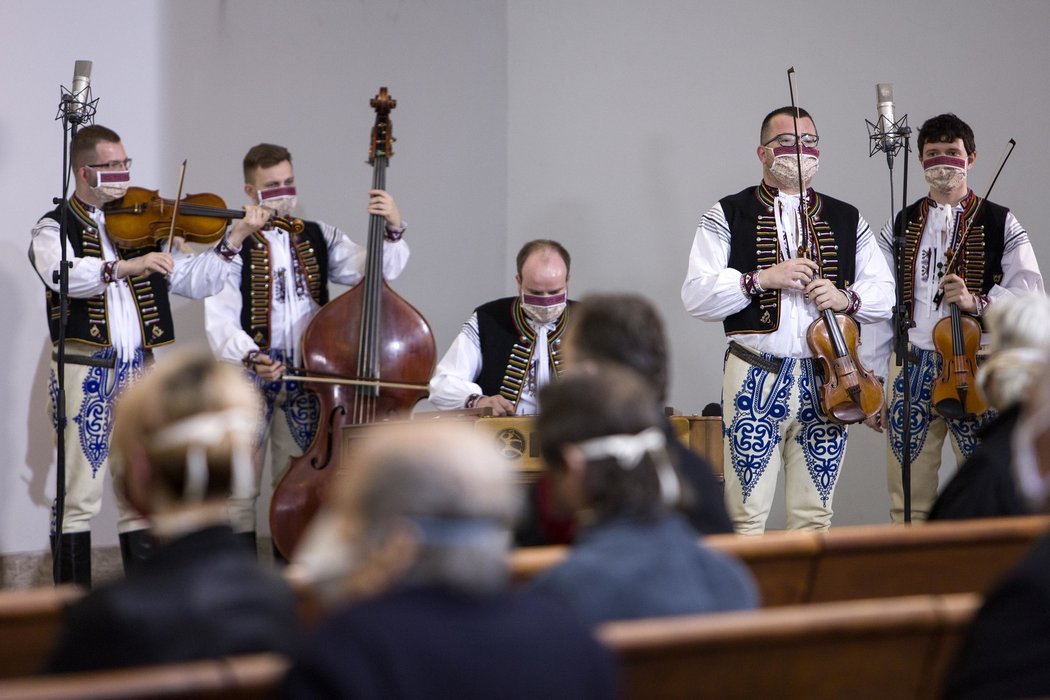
[930,139,1016,420]
[269,87,437,558]
[786,68,882,424]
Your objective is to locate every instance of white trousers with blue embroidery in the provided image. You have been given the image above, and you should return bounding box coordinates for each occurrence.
[48,342,150,535]
[722,350,848,534]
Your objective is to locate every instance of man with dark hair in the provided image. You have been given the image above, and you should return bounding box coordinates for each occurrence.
[565,292,732,534]
[205,142,411,550]
[863,113,1043,522]
[682,106,894,533]
[429,239,572,416]
[530,364,758,625]
[29,125,268,585]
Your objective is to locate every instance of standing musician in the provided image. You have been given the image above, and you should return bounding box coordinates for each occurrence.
[204,142,410,554]
[429,239,572,417]
[29,124,269,586]
[864,113,1043,522]
[681,107,894,534]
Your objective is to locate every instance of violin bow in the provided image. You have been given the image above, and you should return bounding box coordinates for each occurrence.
[165,159,189,253]
[786,67,813,258]
[933,138,1016,308]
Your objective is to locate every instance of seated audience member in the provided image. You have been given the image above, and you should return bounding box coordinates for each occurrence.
[283,422,617,700]
[929,292,1050,520]
[943,353,1050,700]
[530,364,759,627]
[44,350,300,674]
[564,292,732,534]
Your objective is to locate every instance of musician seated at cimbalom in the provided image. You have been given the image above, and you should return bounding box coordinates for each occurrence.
[44,350,300,674]
[284,422,617,699]
[428,239,572,417]
[929,292,1050,520]
[530,363,758,626]
[562,292,733,535]
[943,349,1050,700]
[29,124,270,586]
[861,113,1043,523]
[681,106,894,534]
[204,142,410,555]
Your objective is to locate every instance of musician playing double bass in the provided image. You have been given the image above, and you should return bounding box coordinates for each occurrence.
[681,106,894,534]
[863,114,1043,523]
[204,142,412,556]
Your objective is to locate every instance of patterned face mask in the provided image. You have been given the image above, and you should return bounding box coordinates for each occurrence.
[767,145,820,190]
[88,168,130,203]
[256,185,297,219]
[923,155,967,194]
[521,292,567,324]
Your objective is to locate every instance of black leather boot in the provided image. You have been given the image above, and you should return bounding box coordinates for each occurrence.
[51,531,91,587]
[119,529,155,573]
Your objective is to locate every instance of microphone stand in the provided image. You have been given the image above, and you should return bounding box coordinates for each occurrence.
[50,87,97,581]
[867,115,914,523]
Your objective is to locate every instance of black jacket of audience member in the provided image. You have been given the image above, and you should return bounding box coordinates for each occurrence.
[663,419,734,535]
[928,405,1030,521]
[943,531,1050,699]
[44,524,300,674]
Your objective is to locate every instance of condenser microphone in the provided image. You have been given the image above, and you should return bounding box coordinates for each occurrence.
[875,83,898,164]
[65,60,93,123]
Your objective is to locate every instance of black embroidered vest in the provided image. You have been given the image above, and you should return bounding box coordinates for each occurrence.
[721,183,858,335]
[895,194,1006,319]
[238,221,329,350]
[475,297,573,405]
[39,200,175,349]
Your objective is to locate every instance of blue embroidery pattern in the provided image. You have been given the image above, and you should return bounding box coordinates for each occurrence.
[796,360,847,506]
[727,360,792,502]
[251,348,320,451]
[889,348,989,464]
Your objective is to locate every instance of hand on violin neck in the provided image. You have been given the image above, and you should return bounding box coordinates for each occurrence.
[120,251,174,278]
[228,204,272,247]
[804,278,850,312]
[939,273,978,313]
[759,258,818,291]
[368,189,402,230]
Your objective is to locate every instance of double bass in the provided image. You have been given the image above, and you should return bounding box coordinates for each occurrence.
[269,88,437,558]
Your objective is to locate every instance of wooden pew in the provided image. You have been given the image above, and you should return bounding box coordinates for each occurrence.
[0,653,289,700]
[0,585,84,679]
[508,515,1050,606]
[599,592,980,700]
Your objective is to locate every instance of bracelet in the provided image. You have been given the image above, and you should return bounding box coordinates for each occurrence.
[974,293,990,317]
[740,269,765,297]
[216,235,241,262]
[242,350,261,369]
[384,220,407,242]
[101,261,120,284]
[842,288,861,316]
[465,393,482,409]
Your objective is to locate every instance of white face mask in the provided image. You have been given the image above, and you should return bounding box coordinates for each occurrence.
[521,292,567,324]
[767,145,820,190]
[88,168,130,203]
[256,185,297,219]
[923,155,968,195]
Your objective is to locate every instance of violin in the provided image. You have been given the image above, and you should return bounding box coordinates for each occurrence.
[929,139,1015,420]
[103,186,304,248]
[786,68,881,424]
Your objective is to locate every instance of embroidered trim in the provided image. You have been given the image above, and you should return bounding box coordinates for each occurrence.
[496,299,567,405]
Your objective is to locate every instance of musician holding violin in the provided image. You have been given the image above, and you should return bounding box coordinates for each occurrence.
[866,113,1043,523]
[204,142,411,556]
[29,124,271,586]
[681,106,894,534]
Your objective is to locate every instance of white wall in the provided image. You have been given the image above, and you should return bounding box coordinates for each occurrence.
[4,0,1049,554]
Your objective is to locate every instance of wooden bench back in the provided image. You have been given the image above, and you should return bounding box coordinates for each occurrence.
[0,585,84,679]
[0,653,288,700]
[509,515,1050,606]
[599,592,980,700]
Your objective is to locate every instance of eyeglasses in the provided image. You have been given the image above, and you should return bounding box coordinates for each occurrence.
[86,158,133,170]
[762,133,819,148]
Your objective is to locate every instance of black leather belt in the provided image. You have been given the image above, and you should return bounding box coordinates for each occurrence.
[52,351,116,369]
[727,341,784,375]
